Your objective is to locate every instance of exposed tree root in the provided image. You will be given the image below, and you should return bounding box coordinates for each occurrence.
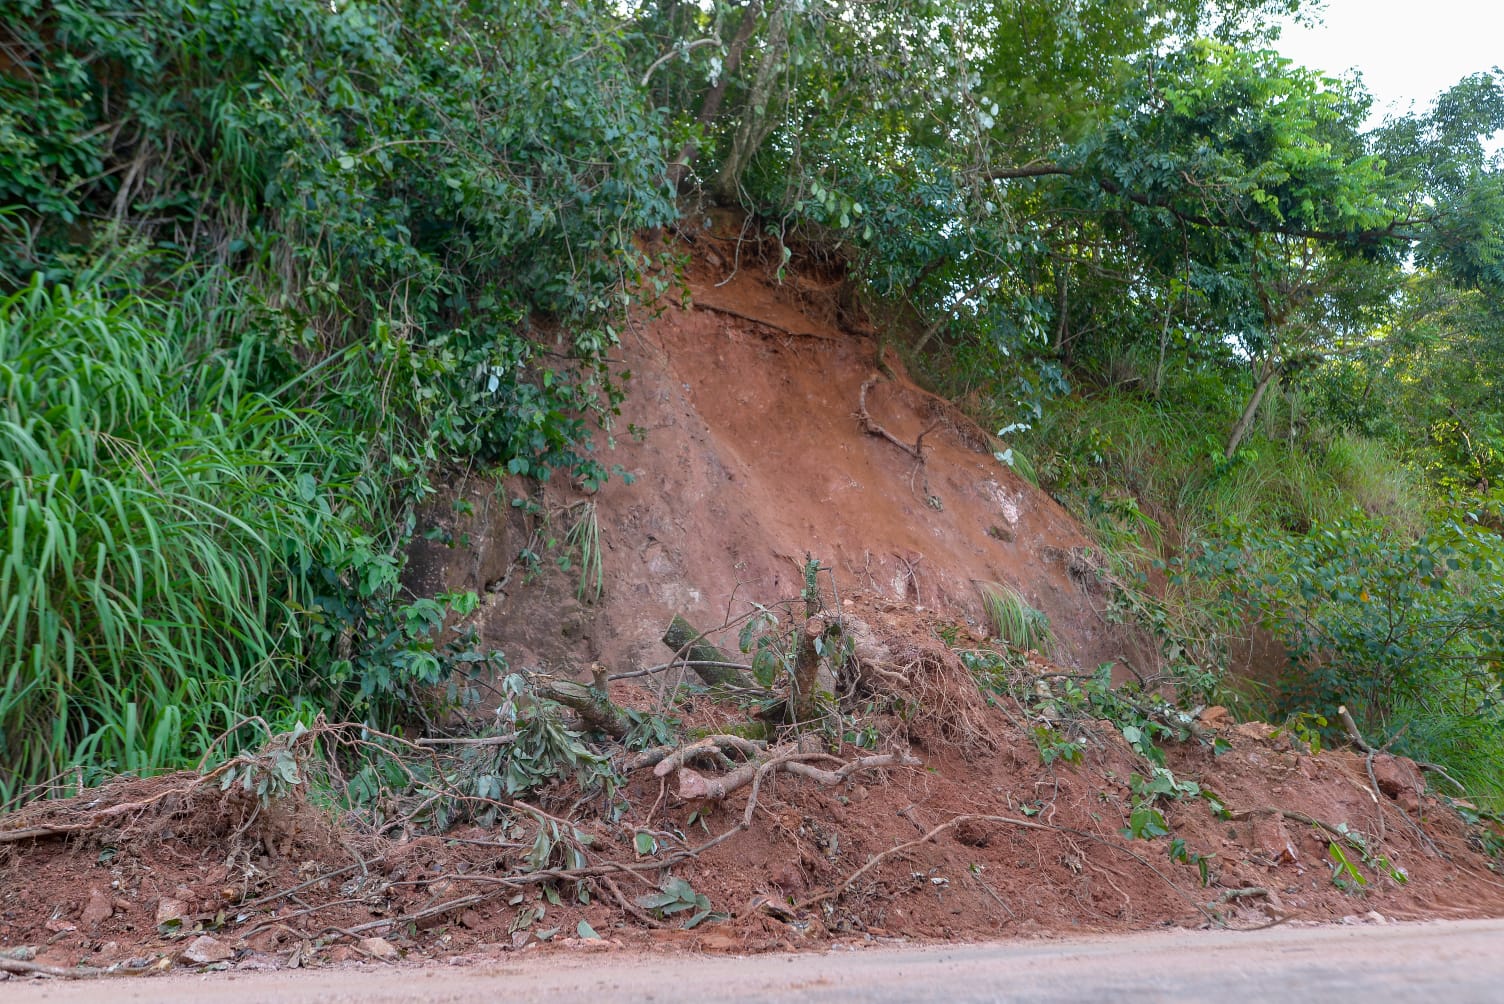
[0,956,166,979]
[857,375,938,461]
[675,748,920,801]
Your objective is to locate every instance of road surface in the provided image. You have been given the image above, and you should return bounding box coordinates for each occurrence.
[11,918,1504,1002]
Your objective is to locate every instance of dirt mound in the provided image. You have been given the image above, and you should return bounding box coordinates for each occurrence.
[4,642,1502,977]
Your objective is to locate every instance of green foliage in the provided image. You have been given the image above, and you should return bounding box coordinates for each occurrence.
[562,502,606,603]
[3,0,675,486]
[1323,823,1408,893]
[1196,512,1504,722]
[1168,837,1214,886]
[0,273,506,800]
[488,674,618,801]
[0,277,326,792]
[0,0,679,796]
[977,581,1055,654]
[635,877,721,929]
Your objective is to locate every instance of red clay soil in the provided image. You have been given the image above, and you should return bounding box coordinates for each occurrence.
[3,633,1502,977]
[4,222,1504,980]
[404,210,1155,682]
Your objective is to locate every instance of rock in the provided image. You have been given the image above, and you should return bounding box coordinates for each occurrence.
[771,864,805,894]
[1244,813,1298,864]
[181,935,233,964]
[81,888,114,927]
[1366,910,1389,925]
[562,936,614,952]
[155,897,190,926]
[1370,755,1420,800]
[692,930,742,953]
[1233,722,1274,742]
[358,936,400,960]
[459,910,482,929]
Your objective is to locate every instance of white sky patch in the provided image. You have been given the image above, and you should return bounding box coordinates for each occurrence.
[1277,0,1504,124]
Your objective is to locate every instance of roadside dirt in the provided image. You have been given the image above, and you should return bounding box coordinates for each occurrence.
[4,219,1503,984]
[12,920,1504,1003]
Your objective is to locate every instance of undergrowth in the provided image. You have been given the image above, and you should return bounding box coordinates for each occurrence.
[0,0,674,799]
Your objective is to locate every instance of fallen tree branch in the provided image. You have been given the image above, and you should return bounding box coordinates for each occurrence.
[414,734,517,748]
[534,673,629,739]
[1208,886,1269,906]
[662,615,752,688]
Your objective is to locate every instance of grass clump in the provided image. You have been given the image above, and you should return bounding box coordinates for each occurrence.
[977,580,1055,655]
[0,277,334,791]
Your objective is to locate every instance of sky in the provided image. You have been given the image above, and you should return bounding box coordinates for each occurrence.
[1276,0,1504,123]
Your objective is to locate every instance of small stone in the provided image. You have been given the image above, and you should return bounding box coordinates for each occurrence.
[459,910,482,929]
[358,936,399,960]
[182,935,233,964]
[1198,706,1231,729]
[1366,910,1388,925]
[155,898,190,925]
[563,937,613,952]
[81,888,114,927]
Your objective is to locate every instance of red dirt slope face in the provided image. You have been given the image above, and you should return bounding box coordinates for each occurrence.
[452,216,1151,680]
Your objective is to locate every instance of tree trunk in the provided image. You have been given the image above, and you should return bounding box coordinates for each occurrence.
[711,1,788,203]
[667,0,763,190]
[662,615,752,688]
[1225,359,1279,460]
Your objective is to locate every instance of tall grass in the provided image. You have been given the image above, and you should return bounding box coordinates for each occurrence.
[977,580,1055,654]
[0,276,362,797]
[1389,699,1504,813]
[1025,394,1429,542]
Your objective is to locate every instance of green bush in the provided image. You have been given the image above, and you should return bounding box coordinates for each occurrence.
[1196,512,1504,727]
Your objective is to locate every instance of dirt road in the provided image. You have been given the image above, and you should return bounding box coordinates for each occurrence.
[11,919,1504,1003]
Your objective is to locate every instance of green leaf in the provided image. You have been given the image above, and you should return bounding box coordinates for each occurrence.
[577,920,601,940]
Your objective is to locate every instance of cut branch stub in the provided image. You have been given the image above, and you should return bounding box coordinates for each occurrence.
[534,677,630,739]
[662,614,752,688]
